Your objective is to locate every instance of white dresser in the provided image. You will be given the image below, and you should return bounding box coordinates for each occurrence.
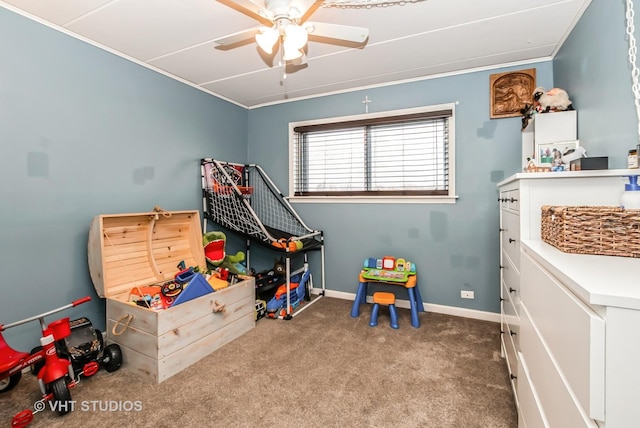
[497,170,640,428]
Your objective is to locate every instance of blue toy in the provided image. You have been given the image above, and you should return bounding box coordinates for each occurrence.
[266,270,310,318]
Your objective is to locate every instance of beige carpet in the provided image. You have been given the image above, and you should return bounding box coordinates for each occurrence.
[1,297,517,428]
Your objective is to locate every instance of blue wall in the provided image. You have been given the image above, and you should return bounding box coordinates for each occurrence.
[248,0,640,314]
[554,0,638,167]
[3,0,636,351]
[0,8,247,350]
[248,62,554,314]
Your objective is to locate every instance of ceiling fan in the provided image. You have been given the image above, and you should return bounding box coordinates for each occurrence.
[213,0,369,63]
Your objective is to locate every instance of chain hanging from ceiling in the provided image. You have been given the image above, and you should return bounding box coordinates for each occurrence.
[626,0,640,144]
[321,0,426,9]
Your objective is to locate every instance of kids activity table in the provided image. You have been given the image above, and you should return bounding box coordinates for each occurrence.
[350,268,424,328]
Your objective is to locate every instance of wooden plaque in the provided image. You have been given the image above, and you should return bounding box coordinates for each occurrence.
[490,68,536,119]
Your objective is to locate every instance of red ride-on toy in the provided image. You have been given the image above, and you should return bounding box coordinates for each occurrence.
[0,296,122,427]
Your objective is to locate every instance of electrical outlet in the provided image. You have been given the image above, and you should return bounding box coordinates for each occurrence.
[461,290,474,299]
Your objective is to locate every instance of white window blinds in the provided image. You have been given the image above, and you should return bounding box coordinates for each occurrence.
[292,108,452,197]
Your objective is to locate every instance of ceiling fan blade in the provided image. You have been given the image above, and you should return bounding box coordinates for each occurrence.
[217,0,274,25]
[290,0,322,22]
[305,22,369,44]
[214,26,262,47]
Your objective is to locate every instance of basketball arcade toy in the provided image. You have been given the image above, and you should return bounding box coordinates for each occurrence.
[351,256,424,328]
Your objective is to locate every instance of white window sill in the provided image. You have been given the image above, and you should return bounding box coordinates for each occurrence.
[287,195,458,204]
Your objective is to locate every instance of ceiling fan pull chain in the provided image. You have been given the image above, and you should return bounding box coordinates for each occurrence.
[280,39,287,79]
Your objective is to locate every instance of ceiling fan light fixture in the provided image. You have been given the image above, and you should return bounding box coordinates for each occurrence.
[284,24,308,50]
[255,27,279,54]
[282,43,303,61]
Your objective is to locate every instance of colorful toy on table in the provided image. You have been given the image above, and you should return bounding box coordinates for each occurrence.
[361,256,416,283]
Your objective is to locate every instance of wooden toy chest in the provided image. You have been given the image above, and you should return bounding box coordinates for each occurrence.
[87,210,255,383]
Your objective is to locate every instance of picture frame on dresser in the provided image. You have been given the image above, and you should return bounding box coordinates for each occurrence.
[535,139,579,167]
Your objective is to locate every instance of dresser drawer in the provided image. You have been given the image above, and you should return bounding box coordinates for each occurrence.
[500,211,520,268]
[521,250,605,422]
[501,251,520,312]
[501,279,519,321]
[520,304,599,427]
[517,352,548,428]
[500,186,520,214]
[501,311,519,387]
[501,331,518,397]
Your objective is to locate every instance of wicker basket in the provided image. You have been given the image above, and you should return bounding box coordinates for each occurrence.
[541,205,640,258]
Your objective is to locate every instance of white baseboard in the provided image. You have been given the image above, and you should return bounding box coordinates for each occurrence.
[311,288,500,323]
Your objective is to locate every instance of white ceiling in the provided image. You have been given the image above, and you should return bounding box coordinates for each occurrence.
[1,0,592,108]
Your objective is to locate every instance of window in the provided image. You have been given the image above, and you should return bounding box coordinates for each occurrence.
[289,104,456,203]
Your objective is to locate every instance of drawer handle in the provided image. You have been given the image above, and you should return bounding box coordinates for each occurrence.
[213,300,227,313]
[510,198,518,203]
[508,238,516,243]
[509,287,516,293]
[500,265,504,269]
[510,374,517,380]
[499,228,504,232]
[500,297,504,302]
[510,330,517,336]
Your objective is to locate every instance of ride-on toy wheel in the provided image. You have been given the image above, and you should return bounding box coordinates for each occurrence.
[101,344,122,372]
[0,372,21,393]
[29,346,44,375]
[50,378,72,416]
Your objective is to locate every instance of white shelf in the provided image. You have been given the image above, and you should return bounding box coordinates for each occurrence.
[521,110,577,169]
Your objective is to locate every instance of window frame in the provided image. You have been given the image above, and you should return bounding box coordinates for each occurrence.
[288,103,457,204]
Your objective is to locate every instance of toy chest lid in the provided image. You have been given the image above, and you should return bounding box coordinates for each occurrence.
[87,210,206,299]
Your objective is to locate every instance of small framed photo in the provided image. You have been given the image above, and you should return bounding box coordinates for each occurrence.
[535,140,580,169]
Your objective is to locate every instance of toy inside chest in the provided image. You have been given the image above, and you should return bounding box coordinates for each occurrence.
[87,210,255,383]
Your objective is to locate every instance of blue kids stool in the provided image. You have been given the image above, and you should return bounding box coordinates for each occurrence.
[369,292,399,329]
